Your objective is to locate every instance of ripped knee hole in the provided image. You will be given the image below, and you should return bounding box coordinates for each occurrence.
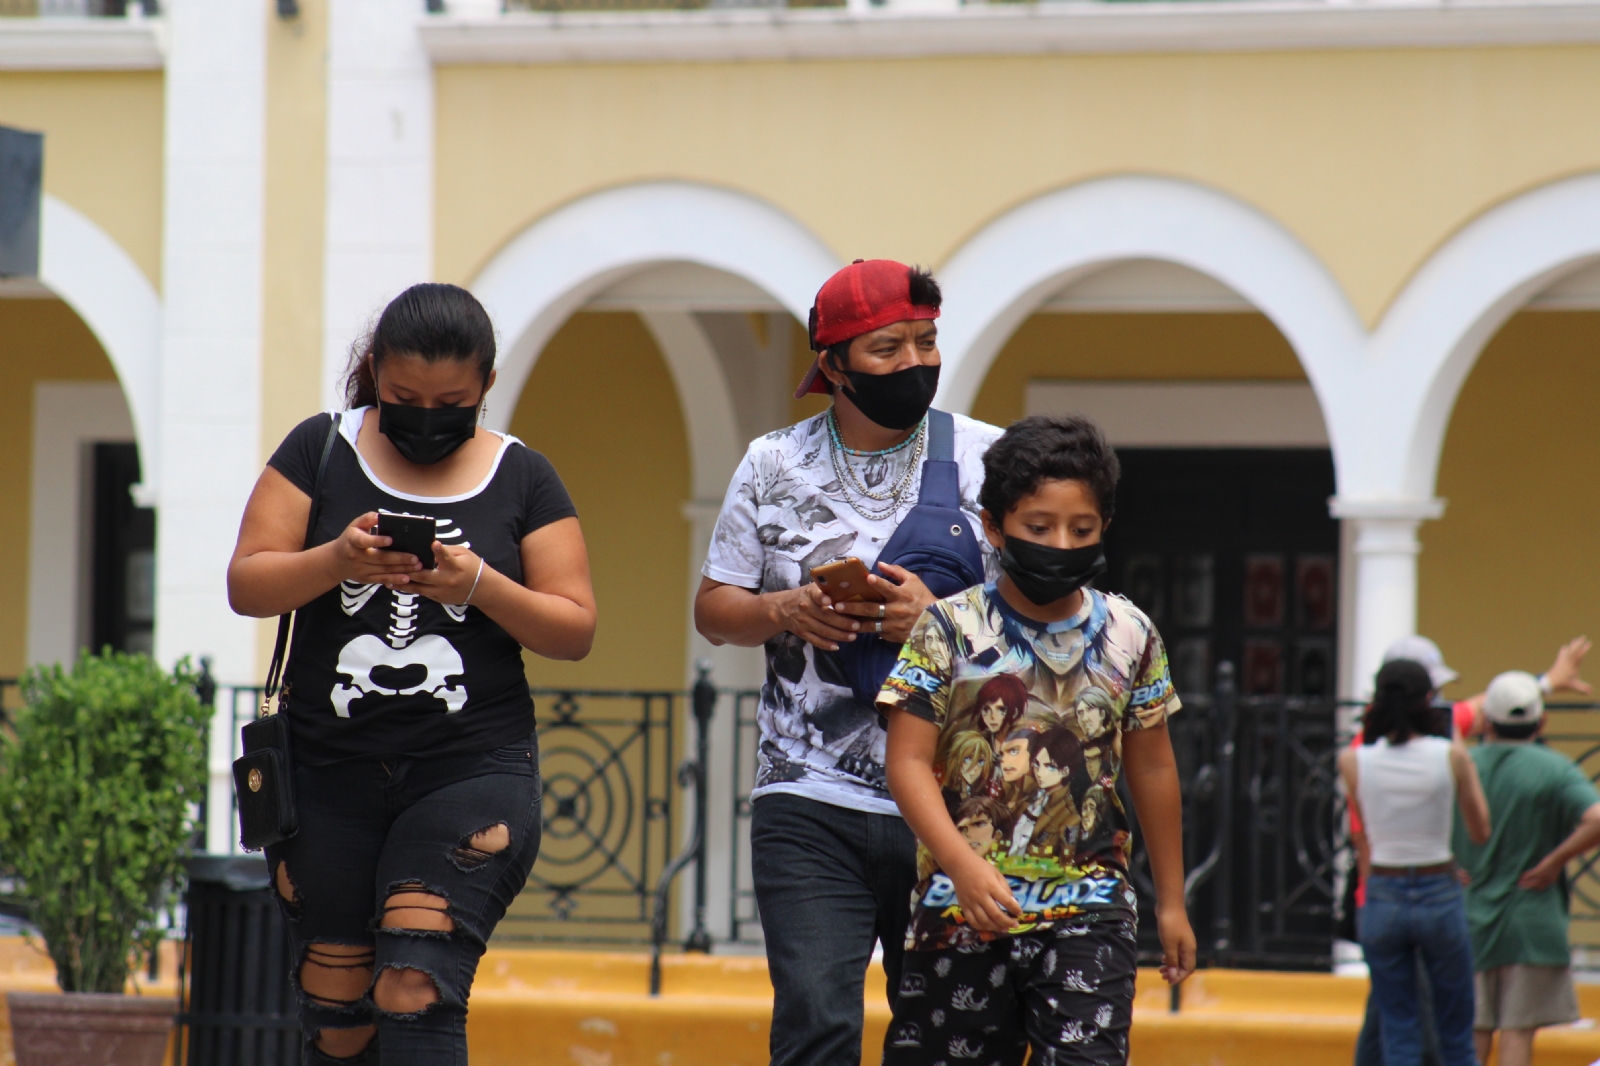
[315,1024,376,1058]
[299,943,375,1009]
[373,965,441,1016]
[275,862,301,907]
[381,885,454,933]
[451,823,511,870]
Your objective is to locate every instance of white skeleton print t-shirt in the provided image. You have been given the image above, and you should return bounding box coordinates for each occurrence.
[269,409,577,763]
[703,410,1001,814]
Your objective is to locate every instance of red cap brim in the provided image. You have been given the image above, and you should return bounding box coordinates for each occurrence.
[793,357,832,399]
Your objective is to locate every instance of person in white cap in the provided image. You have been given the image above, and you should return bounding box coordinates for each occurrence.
[1453,671,1600,1066]
[1380,635,1594,740]
[1349,635,1592,1066]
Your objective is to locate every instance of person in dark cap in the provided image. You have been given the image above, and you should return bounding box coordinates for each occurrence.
[695,259,1002,1066]
[1340,659,1491,1066]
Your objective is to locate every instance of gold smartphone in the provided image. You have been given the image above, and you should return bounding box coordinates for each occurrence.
[811,557,888,603]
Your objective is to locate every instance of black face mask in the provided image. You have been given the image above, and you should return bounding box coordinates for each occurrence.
[999,537,1107,607]
[839,363,940,431]
[378,400,478,465]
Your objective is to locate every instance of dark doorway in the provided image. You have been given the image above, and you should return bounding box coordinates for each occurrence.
[1100,450,1340,701]
[91,442,156,656]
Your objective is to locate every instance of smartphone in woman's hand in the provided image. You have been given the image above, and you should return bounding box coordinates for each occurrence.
[376,510,438,569]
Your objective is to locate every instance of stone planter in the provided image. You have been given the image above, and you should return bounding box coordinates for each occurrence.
[6,991,175,1066]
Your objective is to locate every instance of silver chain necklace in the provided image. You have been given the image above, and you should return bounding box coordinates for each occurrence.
[827,413,926,522]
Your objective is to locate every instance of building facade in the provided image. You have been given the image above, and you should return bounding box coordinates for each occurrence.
[4,0,1600,892]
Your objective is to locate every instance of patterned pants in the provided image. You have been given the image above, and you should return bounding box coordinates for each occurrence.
[881,910,1138,1066]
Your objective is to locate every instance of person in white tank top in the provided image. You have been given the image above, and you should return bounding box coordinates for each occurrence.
[1339,659,1490,1066]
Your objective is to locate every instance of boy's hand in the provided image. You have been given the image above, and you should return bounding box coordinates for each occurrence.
[1156,906,1196,985]
[950,857,1022,934]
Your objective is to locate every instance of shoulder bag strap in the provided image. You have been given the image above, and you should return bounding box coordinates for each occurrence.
[261,412,343,718]
[926,408,954,463]
[916,409,962,509]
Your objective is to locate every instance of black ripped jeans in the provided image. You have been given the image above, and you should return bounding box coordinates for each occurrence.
[264,737,541,1066]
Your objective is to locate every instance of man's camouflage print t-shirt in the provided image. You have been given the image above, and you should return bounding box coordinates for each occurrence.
[877,583,1179,951]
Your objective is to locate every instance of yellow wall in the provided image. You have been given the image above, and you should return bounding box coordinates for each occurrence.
[1420,311,1600,697]
[261,0,328,455]
[435,46,1600,327]
[507,312,691,691]
[0,299,120,677]
[969,312,1305,427]
[0,72,164,292]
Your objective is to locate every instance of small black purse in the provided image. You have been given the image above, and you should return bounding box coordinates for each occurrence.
[233,414,341,851]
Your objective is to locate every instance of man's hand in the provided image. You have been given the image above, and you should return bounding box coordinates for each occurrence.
[828,563,936,643]
[1547,636,1593,696]
[949,855,1021,934]
[1519,856,1565,891]
[1157,906,1197,985]
[772,583,860,652]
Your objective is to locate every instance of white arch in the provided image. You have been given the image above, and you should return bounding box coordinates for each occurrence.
[1372,172,1600,502]
[37,194,162,489]
[935,175,1366,487]
[471,180,839,437]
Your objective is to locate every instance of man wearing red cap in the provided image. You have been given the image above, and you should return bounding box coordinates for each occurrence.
[696,260,1002,1066]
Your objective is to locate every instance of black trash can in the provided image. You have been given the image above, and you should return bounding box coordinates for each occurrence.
[178,855,299,1066]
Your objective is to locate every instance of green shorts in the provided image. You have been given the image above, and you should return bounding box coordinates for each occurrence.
[1474,965,1579,1031]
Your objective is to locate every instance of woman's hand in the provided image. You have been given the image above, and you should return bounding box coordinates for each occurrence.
[405,542,486,605]
[772,583,860,651]
[328,511,422,586]
[827,563,936,643]
[949,854,1021,934]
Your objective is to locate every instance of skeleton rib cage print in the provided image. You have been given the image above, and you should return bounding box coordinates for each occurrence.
[268,409,578,763]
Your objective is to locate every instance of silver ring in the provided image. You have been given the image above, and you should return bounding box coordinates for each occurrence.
[874,621,883,634]
[878,603,887,619]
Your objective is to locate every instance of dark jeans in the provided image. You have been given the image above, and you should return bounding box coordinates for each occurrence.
[264,738,542,1066]
[751,792,919,1066]
[1355,951,1443,1066]
[1358,874,1476,1066]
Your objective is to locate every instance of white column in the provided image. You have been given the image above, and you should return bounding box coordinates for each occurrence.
[322,0,434,410]
[154,0,266,684]
[155,0,268,854]
[1328,497,1446,700]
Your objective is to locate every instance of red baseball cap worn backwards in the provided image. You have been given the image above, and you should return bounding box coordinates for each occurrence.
[794,259,940,399]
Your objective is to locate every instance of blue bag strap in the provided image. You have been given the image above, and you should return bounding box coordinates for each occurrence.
[917,410,961,509]
[926,409,954,462]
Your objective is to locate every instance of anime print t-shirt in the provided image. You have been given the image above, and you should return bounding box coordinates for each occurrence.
[702,411,1002,815]
[878,584,1179,951]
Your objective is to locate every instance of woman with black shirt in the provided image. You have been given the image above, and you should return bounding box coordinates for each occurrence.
[228,284,596,1065]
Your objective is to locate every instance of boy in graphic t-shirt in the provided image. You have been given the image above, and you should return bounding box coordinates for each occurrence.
[878,415,1195,1066]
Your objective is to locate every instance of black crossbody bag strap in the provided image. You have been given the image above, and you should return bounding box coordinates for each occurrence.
[260,412,342,719]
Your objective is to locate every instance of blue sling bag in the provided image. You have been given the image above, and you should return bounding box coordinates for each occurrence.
[825,409,987,704]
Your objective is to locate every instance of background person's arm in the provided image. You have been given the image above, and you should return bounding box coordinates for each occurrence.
[1338,748,1371,884]
[1123,722,1197,984]
[1449,742,1492,845]
[1520,801,1600,891]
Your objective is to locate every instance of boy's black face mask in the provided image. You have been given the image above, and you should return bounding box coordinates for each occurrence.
[999,537,1107,607]
[378,400,478,465]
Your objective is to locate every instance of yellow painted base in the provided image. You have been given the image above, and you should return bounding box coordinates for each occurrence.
[1,938,1599,1066]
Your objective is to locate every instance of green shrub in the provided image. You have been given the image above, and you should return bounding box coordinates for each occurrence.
[0,651,212,993]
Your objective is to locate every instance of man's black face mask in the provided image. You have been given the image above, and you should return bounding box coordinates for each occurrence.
[839,363,940,431]
[378,399,478,465]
